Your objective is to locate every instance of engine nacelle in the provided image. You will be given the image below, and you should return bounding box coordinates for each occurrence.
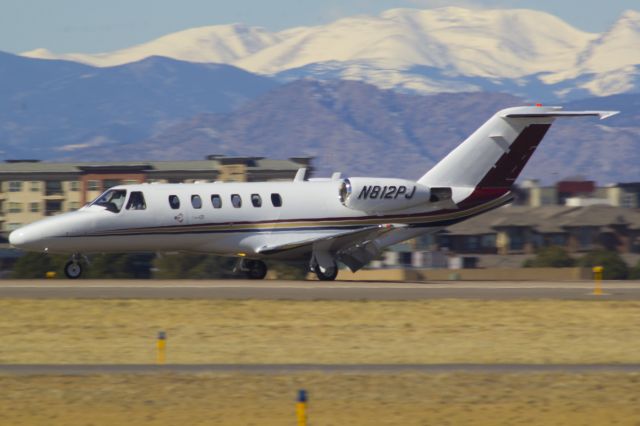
[339,178,431,212]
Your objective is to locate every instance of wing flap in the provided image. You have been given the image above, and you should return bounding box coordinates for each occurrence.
[256,224,407,256]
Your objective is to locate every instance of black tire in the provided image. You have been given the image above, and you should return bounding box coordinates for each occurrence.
[314,263,338,281]
[245,260,267,280]
[64,261,82,279]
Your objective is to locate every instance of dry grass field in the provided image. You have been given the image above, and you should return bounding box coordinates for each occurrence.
[1,372,640,426]
[2,298,640,425]
[1,299,640,364]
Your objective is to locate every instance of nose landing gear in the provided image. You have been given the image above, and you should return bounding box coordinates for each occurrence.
[64,260,82,279]
[64,254,87,279]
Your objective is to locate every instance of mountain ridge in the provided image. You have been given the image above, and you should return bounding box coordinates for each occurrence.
[23,75,636,184]
[2,48,638,184]
[20,7,640,100]
[0,52,278,158]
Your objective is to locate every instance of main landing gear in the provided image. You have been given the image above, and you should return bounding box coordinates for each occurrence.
[310,250,339,281]
[237,259,268,280]
[312,262,338,281]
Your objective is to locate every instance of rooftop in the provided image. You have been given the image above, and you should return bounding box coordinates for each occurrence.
[0,156,310,174]
[444,204,640,235]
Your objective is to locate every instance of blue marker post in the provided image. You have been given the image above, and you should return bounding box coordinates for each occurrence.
[296,389,308,426]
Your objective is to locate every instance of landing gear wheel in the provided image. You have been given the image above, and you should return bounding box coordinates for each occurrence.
[245,260,267,280]
[64,261,82,279]
[314,263,338,281]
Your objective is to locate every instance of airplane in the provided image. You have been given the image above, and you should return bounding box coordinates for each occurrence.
[8,105,618,280]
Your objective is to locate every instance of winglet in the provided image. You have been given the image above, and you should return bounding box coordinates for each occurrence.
[598,111,620,120]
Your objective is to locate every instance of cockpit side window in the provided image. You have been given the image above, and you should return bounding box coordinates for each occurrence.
[126,191,147,210]
[169,195,180,210]
[90,189,127,213]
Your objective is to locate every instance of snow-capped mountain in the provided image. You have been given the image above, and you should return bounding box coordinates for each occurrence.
[23,23,280,67]
[21,7,640,100]
[237,8,595,77]
[576,10,640,75]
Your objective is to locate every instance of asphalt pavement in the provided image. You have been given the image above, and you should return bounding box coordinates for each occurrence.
[2,363,640,375]
[1,279,640,300]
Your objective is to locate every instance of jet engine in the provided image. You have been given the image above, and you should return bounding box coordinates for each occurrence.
[339,178,432,212]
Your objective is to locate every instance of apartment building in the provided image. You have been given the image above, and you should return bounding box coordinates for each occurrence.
[517,179,640,208]
[436,204,640,255]
[0,156,312,234]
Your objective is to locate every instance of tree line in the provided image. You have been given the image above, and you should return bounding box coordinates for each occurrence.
[8,252,308,280]
[6,247,640,279]
[523,246,640,279]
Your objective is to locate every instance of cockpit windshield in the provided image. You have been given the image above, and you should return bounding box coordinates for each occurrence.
[90,189,127,213]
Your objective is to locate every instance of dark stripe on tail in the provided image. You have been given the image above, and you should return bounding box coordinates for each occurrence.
[478,124,551,188]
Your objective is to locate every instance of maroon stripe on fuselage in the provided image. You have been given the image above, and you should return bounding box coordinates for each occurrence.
[457,187,511,209]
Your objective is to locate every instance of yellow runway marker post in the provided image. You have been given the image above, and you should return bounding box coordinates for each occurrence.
[593,266,603,296]
[156,331,167,364]
[296,390,307,426]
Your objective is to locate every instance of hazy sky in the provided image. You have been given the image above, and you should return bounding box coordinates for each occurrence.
[1,0,638,54]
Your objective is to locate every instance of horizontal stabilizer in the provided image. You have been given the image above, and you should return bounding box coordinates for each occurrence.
[503,110,619,120]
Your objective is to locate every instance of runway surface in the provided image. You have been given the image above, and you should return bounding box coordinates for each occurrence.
[2,363,640,375]
[1,279,640,300]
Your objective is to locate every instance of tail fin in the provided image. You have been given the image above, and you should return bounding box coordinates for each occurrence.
[418,106,618,191]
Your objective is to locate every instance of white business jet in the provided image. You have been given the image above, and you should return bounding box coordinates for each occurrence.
[9,106,617,280]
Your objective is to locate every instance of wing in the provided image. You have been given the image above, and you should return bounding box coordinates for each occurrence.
[257,223,408,270]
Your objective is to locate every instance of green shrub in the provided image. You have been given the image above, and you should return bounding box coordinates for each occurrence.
[153,253,236,279]
[629,260,640,280]
[268,261,308,280]
[85,253,154,279]
[10,252,68,278]
[578,249,629,280]
[522,246,575,268]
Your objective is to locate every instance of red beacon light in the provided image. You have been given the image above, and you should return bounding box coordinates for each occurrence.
[535,103,543,107]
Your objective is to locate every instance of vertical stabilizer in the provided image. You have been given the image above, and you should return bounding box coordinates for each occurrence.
[417,107,617,191]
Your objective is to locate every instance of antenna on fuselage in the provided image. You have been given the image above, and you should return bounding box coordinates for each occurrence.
[294,168,308,182]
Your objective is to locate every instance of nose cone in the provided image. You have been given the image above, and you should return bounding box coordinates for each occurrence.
[8,211,96,252]
[8,229,26,247]
[9,225,39,249]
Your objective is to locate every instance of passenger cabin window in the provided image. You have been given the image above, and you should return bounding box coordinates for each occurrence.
[191,195,202,209]
[211,194,222,209]
[231,194,242,208]
[251,194,262,208]
[169,195,180,209]
[91,189,127,213]
[271,193,283,207]
[126,191,147,210]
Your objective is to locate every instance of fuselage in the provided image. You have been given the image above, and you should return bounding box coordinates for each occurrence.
[8,179,508,257]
